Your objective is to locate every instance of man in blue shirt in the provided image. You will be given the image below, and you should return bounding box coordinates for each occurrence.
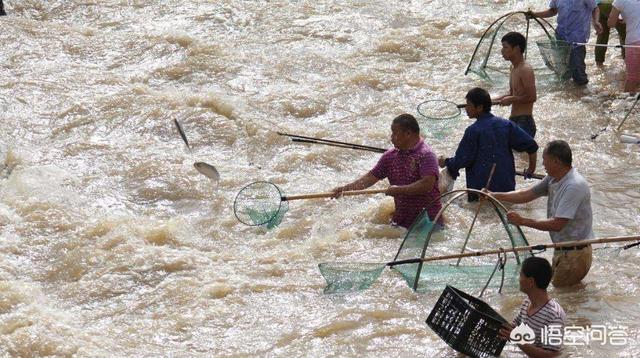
[531,0,603,85]
[438,88,538,201]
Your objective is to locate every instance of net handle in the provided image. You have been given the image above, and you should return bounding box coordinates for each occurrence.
[455,101,500,109]
[283,188,387,201]
[388,235,640,267]
[278,132,386,153]
[455,163,497,266]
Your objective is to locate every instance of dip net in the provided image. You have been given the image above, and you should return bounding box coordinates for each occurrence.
[391,190,531,293]
[233,181,288,228]
[466,11,562,83]
[319,190,532,294]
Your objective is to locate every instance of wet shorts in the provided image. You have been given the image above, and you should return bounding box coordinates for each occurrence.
[509,115,537,138]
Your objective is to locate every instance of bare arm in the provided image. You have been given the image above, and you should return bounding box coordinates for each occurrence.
[500,324,561,357]
[608,7,621,29]
[489,186,539,204]
[527,151,537,175]
[386,175,436,196]
[518,344,561,358]
[532,8,558,18]
[507,213,569,232]
[593,6,603,34]
[332,173,379,196]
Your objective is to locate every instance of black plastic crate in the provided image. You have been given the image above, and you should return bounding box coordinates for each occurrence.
[426,285,508,358]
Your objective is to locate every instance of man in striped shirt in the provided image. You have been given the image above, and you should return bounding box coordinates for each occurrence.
[331,114,442,229]
[499,257,566,357]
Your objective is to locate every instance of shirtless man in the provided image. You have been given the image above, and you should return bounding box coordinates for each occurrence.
[495,32,537,138]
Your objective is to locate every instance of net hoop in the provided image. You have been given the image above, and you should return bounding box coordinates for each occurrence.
[233,181,283,226]
[417,99,461,121]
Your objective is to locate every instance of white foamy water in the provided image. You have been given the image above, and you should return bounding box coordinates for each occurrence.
[0,1,639,356]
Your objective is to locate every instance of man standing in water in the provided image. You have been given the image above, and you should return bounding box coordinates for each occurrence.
[489,140,594,287]
[332,114,442,229]
[438,88,538,201]
[494,32,538,138]
[608,0,640,93]
[0,1,5,16]
[530,0,603,86]
[499,256,566,356]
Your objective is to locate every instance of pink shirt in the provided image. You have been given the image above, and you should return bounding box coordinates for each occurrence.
[370,140,442,228]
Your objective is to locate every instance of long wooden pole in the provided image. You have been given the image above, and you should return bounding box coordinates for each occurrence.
[388,235,640,267]
[456,163,496,265]
[283,188,387,201]
[282,133,544,179]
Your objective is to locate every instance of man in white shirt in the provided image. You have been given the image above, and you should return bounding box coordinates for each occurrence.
[609,0,640,93]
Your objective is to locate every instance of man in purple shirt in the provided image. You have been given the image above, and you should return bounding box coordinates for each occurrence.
[332,114,442,229]
[530,0,603,85]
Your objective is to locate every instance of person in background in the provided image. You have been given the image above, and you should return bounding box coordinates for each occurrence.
[530,0,603,85]
[596,0,626,67]
[499,256,566,357]
[495,32,538,138]
[438,87,538,202]
[0,0,6,16]
[489,140,594,287]
[332,114,443,229]
[609,0,640,93]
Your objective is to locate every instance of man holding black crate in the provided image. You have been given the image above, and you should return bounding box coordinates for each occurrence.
[499,256,566,356]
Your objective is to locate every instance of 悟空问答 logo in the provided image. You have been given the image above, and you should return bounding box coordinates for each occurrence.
[510,323,536,344]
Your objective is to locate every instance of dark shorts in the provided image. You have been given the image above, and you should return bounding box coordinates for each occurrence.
[509,115,537,138]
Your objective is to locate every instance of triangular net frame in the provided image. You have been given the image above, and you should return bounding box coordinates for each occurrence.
[392,189,532,293]
[465,11,564,83]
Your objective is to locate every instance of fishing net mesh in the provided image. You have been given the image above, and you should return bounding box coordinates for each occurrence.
[317,195,531,294]
[416,100,459,140]
[466,12,559,83]
[392,206,531,293]
[536,39,572,80]
[234,181,288,228]
[318,262,386,294]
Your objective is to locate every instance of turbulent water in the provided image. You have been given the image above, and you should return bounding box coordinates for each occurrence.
[0,0,639,356]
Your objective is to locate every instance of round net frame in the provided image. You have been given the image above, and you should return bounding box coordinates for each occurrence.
[465,11,558,83]
[416,99,461,121]
[233,181,284,226]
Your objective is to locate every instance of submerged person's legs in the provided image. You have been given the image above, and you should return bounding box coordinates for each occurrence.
[569,45,588,85]
[552,245,593,287]
[624,41,640,93]
[596,3,612,65]
[0,0,5,16]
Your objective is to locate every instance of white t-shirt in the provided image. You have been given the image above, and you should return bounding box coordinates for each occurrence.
[613,0,640,43]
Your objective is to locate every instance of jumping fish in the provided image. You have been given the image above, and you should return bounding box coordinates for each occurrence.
[194,162,220,182]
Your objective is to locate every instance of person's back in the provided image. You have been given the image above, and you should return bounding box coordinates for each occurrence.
[440,88,538,201]
[553,0,597,44]
[463,115,527,193]
[614,0,640,44]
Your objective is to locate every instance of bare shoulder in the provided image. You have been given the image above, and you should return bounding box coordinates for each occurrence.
[518,62,535,75]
